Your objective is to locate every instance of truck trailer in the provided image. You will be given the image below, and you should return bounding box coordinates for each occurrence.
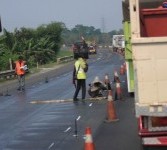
[122,0,167,149]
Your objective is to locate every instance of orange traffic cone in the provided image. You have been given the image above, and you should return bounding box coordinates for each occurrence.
[104,73,111,90]
[104,90,119,123]
[84,127,95,150]
[115,78,122,100]
[120,65,124,75]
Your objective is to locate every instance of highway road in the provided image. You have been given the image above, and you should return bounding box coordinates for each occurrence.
[0,49,141,150]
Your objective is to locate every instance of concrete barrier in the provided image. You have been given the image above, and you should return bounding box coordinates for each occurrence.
[57,55,74,64]
[0,70,16,80]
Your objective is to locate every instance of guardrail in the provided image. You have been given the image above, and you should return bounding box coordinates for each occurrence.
[0,55,74,81]
[0,70,16,80]
[56,55,74,64]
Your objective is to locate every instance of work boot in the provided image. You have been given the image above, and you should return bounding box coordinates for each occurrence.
[73,98,79,102]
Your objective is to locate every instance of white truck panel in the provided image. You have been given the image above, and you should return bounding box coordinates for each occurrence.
[129,0,167,116]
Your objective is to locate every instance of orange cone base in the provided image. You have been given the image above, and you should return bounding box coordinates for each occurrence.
[84,143,95,150]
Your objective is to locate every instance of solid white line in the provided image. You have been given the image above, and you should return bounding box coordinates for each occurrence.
[48,142,54,149]
[64,127,71,132]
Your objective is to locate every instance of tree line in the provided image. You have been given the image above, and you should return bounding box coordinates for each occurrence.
[0,22,123,71]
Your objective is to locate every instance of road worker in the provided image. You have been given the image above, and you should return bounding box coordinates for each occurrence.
[73,54,88,102]
[15,55,27,91]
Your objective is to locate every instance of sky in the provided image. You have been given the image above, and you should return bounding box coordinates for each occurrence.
[0,0,123,32]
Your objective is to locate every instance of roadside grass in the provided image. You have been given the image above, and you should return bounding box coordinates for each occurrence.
[38,49,73,68]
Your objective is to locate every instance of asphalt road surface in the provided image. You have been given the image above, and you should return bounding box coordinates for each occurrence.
[0,49,141,150]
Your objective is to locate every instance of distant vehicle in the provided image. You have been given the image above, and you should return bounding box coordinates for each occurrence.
[72,41,89,59]
[112,35,125,52]
[88,46,96,54]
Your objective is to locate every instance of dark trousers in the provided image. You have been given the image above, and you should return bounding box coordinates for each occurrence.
[73,79,86,100]
[17,74,25,90]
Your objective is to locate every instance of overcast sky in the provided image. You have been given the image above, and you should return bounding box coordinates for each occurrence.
[0,0,123,32]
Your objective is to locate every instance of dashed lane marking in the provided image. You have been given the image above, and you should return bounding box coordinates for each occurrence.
[48,142,54,150]
[89,103,93,107]
[64,127,71,132]
[76,116,81,121]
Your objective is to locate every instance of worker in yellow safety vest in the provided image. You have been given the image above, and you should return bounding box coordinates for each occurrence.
[15,56,27,91]
[73,54,88,102]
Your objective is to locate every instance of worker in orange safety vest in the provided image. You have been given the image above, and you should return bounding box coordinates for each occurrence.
[15,55,27,91]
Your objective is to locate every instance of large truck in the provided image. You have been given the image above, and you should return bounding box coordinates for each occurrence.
[112,35,125,53]
[122,0,167,149]
[72,37,89,59]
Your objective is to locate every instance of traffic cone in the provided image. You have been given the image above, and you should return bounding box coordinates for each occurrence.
[115,78,122,100]
[104,74,111,90]
[120,65,124,75]
[104,90,119,123]
[84,127,95,150]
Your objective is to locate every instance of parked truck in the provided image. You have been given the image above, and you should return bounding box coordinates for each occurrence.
[122,0,167,149]
[112,35,125,53]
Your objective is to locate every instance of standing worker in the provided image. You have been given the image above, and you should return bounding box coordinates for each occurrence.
[73,54,88,102]
[15,56,27,91]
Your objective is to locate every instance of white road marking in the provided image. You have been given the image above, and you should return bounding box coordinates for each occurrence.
[64,127,71,132]
[89,103,93,107]
[76,116,81,121]
[48,142,54,149]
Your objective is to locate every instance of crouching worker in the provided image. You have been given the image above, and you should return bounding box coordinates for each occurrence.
[88,76,107,98]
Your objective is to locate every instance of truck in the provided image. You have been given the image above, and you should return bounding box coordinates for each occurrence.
[122,0,167,149]
[112,35,125,53]
[72,37,89,59]
[87,40,97,54]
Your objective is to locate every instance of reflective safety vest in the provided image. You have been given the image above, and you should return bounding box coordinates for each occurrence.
[75,58,87,79]
[15,60,25,75]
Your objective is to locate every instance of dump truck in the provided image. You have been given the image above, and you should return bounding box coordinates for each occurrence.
[72,37,89,59]
[122,0,167,149]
